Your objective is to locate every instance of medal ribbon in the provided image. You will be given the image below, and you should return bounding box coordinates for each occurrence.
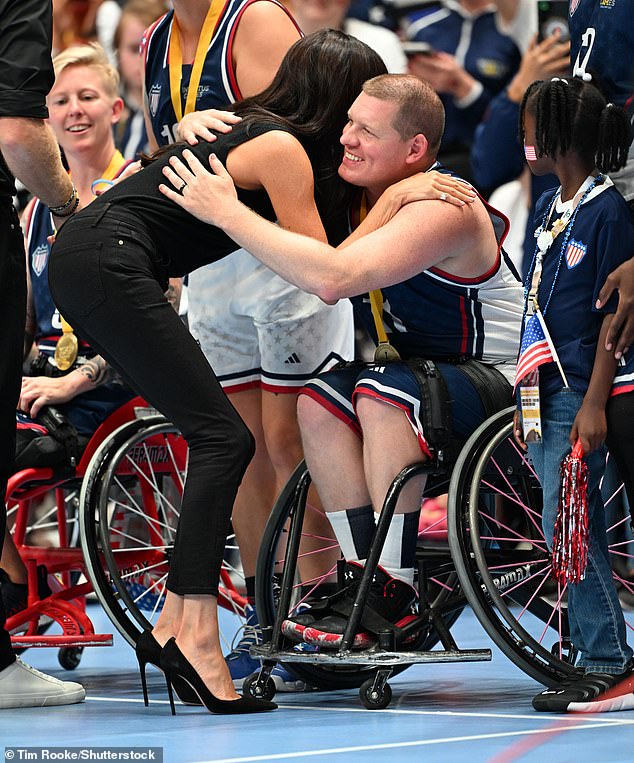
[359,194,400,360]
[169,1,224,122]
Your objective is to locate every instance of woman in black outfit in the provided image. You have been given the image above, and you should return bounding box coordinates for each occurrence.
[48,30,388,715]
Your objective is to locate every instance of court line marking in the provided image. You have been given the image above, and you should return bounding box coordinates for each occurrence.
[186,722,633,763]
[84,696,634,725]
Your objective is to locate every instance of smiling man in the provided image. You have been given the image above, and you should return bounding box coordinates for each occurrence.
[160,73,524,648]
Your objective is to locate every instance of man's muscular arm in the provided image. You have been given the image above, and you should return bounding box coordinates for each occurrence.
[0,118,74,214]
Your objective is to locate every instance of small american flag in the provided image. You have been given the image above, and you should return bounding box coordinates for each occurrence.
[524,144,537,162]
[514,310,558,389]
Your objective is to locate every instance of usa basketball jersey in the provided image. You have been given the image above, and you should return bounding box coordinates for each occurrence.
[351,171,524,384]
[569,0,634,108]
[143,0,300,146]
[528,177,634,397]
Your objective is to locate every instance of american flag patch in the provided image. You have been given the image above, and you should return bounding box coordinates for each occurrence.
[570,0,580,15]
[31,244,48,277]
[524,144,537,162]
[565,239,587,269]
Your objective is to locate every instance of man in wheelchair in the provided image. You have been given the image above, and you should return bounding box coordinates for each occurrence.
[162,73,525,650]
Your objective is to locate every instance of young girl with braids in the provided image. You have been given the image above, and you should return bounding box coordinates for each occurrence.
[514,76,634,713]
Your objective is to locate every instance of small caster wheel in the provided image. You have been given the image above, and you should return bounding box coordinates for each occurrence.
[359,678,392,709]
[58,646,84,670]
[243,672,276,701]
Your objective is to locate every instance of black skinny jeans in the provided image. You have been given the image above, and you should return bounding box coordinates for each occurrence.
[49,205,255,596]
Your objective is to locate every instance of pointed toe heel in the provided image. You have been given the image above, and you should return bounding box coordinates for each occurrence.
[160,638,277,714]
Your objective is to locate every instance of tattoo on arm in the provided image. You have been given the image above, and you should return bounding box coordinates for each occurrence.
[77,356,112,386]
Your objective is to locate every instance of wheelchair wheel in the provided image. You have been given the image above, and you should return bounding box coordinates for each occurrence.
[448,407,633,686]
[80,416,247,646]
[255,461,463,690]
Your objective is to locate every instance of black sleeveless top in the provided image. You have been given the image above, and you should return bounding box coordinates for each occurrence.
[91,120,280,276]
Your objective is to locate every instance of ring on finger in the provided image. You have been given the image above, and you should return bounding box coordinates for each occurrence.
[439,192,447,202]
[179,181,188,193]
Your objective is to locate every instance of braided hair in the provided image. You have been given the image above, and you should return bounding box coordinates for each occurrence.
[519,77,632,173]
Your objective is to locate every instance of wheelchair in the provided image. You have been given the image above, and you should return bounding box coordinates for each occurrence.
[245,406,634,709]
[5,396,248,667]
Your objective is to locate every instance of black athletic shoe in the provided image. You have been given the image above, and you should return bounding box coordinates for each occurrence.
[0,565,51,618]
[533,664,634,713]
[303,563,418,650]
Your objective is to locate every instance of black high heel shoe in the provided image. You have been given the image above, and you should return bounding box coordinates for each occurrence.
[160,637,277,715]
[135,630,202,708]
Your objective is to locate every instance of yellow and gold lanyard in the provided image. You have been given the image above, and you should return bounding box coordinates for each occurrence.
[360,194,401,363]
[168,1,224,122]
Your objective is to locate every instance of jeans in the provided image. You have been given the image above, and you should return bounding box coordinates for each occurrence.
[49,205,255,596]
[527,387,632,673]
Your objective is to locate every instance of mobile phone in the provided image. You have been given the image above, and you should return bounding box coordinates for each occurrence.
[537,1,570,43]
[401,41,435,58]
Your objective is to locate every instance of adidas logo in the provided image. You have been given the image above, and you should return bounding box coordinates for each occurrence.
[284,353,301,364]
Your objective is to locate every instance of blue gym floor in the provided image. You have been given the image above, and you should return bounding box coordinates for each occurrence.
[2,603,634,762]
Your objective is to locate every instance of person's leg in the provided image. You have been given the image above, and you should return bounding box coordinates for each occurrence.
[607,392,634,511]
[0,203,26,671]
[49,214,254,699]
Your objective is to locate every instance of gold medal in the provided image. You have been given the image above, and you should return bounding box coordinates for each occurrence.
[374,342,401,363]
[54,332,78,371]
[54,315,78,371]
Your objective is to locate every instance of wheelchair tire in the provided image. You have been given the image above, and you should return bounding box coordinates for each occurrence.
[448,407,585,686]
[255,461,462,691]
[80,416,247,646]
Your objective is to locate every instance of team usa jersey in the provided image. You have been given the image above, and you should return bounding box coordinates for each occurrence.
[351,173,524,384]
[527,177,634,398]
[143,0,300,147]
[569,0,634,109]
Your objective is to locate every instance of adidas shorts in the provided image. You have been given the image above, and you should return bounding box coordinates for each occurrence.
[300,361,487,455]
[187,248,354,393]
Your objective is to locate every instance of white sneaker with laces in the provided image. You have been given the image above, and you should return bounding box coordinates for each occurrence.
[0,658,85,708]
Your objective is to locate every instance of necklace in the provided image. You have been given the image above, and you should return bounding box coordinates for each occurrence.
[524,174,603,318]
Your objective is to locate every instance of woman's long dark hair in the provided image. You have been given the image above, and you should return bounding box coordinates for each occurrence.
[519,76,632,173]
[235,30,387,227]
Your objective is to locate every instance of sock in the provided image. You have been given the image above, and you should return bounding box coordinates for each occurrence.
[375,509,421,586]
[326,505,375,563]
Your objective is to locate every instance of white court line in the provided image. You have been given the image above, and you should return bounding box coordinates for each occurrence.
[188,722,633,763]
[85,697,634,725]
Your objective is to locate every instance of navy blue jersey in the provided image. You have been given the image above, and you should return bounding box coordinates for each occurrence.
[143,1,299,147]
[570,0,634,108]
[405,1,520,149]
[527,178,634,397]
[352,172,523,383]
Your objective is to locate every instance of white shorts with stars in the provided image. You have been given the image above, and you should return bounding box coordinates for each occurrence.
[187,248,354,393]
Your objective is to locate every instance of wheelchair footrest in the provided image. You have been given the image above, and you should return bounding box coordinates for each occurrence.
[251,643,491,667]
[10,634,113,649]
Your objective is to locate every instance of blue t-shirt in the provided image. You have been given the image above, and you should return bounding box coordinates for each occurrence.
[526,177,634,397]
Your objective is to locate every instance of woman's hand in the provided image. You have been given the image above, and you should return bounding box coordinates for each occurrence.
[159,150,239,226]
[19,374,82,419]
[513,408,527,451]
[373,171,476,228]
[596,257,634,359]
[175,110,242,146]
[569,401,607,454]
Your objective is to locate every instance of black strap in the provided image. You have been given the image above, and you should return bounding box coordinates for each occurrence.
[35,407,80,467]
[453,359,513,418]
[405,358,453,463]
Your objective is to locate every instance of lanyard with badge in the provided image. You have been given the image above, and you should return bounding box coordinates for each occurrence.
[518,175,601,441]
[168,1,225,122]
[53,151,128,371]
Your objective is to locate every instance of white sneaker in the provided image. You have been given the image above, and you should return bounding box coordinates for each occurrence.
[0,658,85,708]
